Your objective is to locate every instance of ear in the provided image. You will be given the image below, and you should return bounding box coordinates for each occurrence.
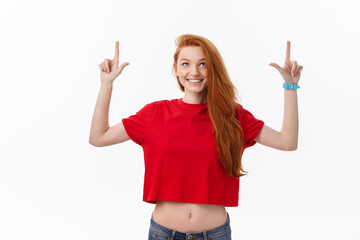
[173,63,178,76]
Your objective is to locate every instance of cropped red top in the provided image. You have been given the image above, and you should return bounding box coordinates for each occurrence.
[122,98,264,207]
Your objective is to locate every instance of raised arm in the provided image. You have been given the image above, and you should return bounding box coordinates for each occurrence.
[255,41,303,151]
[89,41,131,147]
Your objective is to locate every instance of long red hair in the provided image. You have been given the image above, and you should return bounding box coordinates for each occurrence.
[173,34,247,178]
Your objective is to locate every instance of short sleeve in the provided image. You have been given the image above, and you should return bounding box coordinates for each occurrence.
[237,104,265,148]
[122,102,154,146]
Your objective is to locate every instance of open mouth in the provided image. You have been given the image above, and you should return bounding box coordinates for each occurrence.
[186,79,204,83]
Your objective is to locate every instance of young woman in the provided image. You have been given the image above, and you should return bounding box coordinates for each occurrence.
[89,34,303,240]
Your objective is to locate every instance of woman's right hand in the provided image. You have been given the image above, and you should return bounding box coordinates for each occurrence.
[99,41,130,84]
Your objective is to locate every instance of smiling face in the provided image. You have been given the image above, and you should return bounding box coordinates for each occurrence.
[174,46,208,103]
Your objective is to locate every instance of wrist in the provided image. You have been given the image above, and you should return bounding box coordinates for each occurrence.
[283,82,299,89]
[101,81,113,87]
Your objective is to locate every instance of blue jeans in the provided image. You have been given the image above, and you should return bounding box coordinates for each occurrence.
[148,211,232,240]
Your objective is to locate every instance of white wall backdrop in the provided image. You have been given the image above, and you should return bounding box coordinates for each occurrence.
[1,0,359,239]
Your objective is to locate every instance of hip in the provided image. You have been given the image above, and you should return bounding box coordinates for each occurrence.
[152,200,228,233]
[149,210,231,240]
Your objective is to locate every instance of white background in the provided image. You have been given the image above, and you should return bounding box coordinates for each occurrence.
[1,0,359,239]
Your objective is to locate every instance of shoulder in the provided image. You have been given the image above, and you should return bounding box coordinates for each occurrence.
[146,99,169,109]
[235,103,260,123]
[235,102,254,114]
[147,99,178,108]
[235,102,243,110]
[149,99,169,105]
[235,102,245,117]
[142,99,174,114]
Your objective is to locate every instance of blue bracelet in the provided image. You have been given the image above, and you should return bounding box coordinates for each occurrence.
[283,83,300,89]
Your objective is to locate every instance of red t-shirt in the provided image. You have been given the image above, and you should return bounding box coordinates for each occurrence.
[122,98,264,207]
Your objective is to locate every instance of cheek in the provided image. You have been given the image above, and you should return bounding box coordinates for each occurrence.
[178,73,186,82]
[179,71,187,79]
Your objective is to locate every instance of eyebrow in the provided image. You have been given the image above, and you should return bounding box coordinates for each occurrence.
[180,58,206,61]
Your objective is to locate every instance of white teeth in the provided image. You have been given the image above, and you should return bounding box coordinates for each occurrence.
[188,79,202,82]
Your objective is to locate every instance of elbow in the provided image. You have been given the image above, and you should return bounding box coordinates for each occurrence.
[89,138,101,147]
[285,143,298,151]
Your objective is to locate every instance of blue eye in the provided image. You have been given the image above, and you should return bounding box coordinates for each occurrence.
[182,62,206,67]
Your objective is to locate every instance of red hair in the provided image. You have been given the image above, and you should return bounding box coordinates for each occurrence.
[173,34,247,178]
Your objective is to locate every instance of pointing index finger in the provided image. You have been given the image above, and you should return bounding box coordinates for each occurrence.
[286,40,291,60]
[114,41,119,62]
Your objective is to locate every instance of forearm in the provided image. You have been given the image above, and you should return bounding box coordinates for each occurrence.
[89,82,113,142]
[280,89,299,149]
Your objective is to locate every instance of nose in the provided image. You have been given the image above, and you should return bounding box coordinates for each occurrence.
[189,65,200,76]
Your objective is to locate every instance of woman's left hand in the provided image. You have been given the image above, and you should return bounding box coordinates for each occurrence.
[269,41,303,84]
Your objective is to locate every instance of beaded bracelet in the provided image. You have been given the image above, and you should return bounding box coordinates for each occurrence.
[283,83,300,89]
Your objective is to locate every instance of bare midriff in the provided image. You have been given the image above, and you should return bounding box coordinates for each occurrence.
[152,200,227,233]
